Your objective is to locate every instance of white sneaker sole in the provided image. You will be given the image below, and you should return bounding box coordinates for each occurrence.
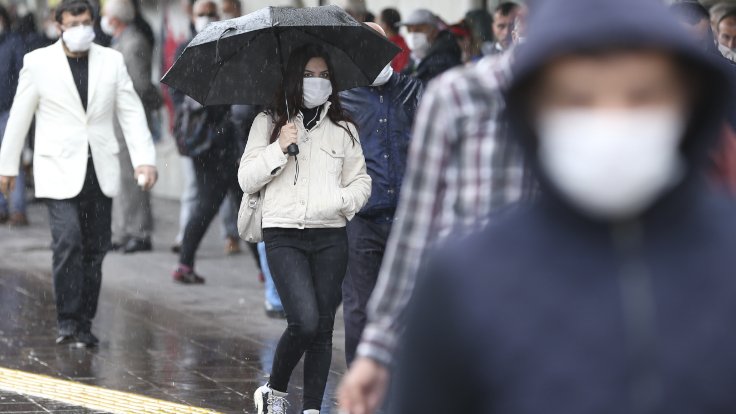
[254,389,265,414]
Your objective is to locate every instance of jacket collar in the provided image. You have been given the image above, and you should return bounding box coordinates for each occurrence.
[297,101,332,129]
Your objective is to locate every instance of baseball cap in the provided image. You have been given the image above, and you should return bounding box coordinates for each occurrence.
[399,9,437,26]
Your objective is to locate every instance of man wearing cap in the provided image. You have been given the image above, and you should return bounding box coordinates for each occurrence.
[401,9,462,84]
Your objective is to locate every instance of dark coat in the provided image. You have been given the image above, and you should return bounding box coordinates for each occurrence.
[340,72,423,220]
[393,0,736,413]
[403,30,462,85]
[0,32,24,113]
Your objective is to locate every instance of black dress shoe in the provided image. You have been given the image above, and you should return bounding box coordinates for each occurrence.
[56,325,76,345]
[123,237,152,254]
[56,334,75,345]
[73,331,99,348]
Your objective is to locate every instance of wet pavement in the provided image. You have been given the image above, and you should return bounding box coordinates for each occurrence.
[0,389,106,413]
[0,200,348,413]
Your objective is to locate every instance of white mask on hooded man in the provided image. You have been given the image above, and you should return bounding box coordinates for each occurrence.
[194,16,214,33]
[100,16,115,36]
[405,32,430,60]
[536,107,686,220]
[303,78,333,109]
[62,25,96,53]
[372,63,394,86]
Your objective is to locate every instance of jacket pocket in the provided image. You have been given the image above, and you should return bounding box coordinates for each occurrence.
[320,145,345,174]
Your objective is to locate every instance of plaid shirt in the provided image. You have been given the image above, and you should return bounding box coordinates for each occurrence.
[357,52,527,366]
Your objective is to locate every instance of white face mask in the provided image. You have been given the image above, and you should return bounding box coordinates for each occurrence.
[194,16,215,33]
[372,63,394,86]
[100,16,115,36]
[302,77,333,109]
[536,108,686,220]
[62,25,96,53]
[405,32,430,60]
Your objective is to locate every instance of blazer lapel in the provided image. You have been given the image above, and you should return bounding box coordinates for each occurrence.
[55,41,87,122]
[86,44,102,118]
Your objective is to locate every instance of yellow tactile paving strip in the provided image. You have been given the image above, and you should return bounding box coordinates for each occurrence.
[0,367,224,414]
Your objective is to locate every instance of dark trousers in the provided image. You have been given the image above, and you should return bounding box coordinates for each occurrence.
[343,215,393,366]
[46,159,112,333]
[264,227,348,411]
[179,154,242,267]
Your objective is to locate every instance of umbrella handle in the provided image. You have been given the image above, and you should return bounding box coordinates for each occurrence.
[215,27,236,66]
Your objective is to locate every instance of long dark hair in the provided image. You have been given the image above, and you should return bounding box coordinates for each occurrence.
[268,44,356,144]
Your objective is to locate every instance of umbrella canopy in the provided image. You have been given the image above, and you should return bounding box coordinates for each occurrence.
[161,5,401,106]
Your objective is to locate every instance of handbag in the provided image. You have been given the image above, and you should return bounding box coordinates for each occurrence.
[237,115,275,243]
[237,189,264,243]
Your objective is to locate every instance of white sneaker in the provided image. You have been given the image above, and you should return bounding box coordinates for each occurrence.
[254,384,289,414]
[303,410,319,414]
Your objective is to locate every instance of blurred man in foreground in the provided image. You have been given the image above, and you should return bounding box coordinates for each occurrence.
[393,0,736,412]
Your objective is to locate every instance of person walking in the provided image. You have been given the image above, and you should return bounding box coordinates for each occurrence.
[400,9,462,84]
[0,0,157,347]
[0,5,28,226]
[170,91,242,283]
[339,23,423,366]
[394,0,736,412]
[102,0,162,254]
[239,44,371,414]
[171,0,244,258]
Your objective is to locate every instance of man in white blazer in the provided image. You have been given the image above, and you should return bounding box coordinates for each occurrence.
[0,0,157,347]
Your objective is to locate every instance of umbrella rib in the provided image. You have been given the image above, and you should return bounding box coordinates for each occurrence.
[202,29,273,104]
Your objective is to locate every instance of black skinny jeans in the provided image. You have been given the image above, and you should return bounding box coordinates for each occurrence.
[179,152,242,267]
[264,227,348,411]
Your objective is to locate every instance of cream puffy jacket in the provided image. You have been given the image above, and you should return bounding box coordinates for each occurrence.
[238,104,372,229]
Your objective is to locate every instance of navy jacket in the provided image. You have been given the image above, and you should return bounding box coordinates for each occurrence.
[394,0,736,413]
[340,72,423,221]
[0,33,25,114]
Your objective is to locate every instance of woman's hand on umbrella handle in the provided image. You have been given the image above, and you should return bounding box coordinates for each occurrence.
[279,122,298,154]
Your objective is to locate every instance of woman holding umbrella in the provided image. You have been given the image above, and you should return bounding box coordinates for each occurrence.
[239,43,371,414]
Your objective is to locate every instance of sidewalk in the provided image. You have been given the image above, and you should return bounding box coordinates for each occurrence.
[0,198,348,413]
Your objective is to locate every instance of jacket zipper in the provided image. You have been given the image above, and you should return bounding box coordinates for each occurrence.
[611,221,662,414]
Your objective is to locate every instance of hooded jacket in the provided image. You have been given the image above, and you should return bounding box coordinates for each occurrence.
[393,0,736,413]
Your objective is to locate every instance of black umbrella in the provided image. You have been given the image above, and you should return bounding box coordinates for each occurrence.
[161,5,401,107]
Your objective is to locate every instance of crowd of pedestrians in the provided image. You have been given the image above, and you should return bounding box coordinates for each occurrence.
[4,0,736,413]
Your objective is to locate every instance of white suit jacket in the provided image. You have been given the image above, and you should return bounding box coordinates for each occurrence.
[0,41,156,200]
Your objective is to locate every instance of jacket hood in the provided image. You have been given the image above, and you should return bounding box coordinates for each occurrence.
[506,0,734,207]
